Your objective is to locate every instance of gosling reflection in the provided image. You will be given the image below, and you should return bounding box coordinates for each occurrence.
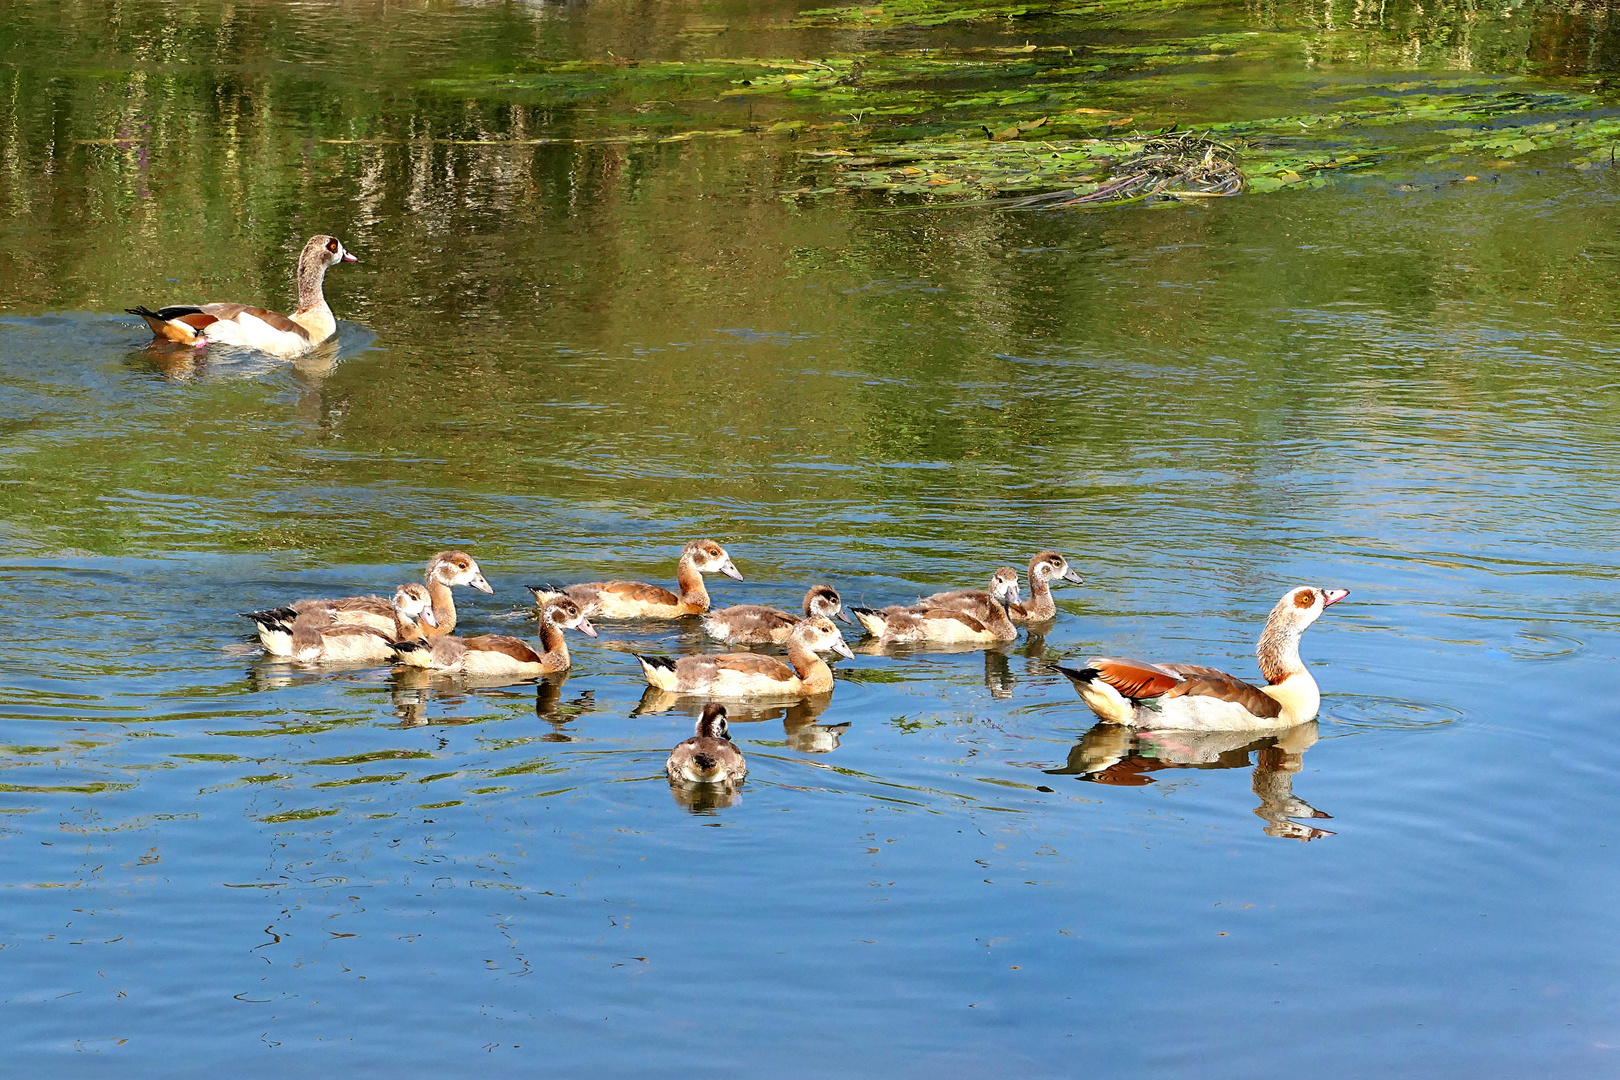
[785,707,850,754]
[535,677,595,742]
[1047,722,1334,841]
[244,654,383,691]
[669,781,742,813]
[384,668,593,731]
[635,689,850,753]
[983,632,1053,699]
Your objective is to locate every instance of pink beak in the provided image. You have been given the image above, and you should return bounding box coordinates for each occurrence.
[1322,588,1349,606]
[342,252,357,262]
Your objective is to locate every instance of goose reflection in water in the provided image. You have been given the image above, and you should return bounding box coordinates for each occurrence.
[384,668,593,735]
[1047,722,1334,841]
[634,688,851,753]
[534,678,595,742]
[669,779,742,813]
[125,335,343,385]
[982,632,1051,699]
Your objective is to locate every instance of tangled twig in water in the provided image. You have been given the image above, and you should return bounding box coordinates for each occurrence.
[1008,132,1244,209]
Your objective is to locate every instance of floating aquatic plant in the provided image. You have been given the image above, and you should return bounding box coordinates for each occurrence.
[403,0,1620,210]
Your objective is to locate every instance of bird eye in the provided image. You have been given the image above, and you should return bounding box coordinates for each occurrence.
[1294,589,1316,608]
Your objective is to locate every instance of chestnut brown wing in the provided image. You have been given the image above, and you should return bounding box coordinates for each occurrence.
[464,635,543,664]
[599,581,682,606]
[925,607,987,633]
[723,605,796,631]
[1163,672,1282,719]
[712,653,796,680]
[1086,657,1188,700]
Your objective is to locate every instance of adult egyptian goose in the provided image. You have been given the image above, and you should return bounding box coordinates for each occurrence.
[127,235,357,357]
[635,615,853,697]
[391,595,597,676]
[1059,586,1349,731]
[851,567,1020,644]
[249,583,437,664]
[666,703,747,785]
[1007,551,1084,622]
[702,584,851,645]
[528,539,742,619]
[240,550,492,654]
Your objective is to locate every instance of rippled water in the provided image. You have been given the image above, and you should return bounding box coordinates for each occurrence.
[7,0,1620,1075]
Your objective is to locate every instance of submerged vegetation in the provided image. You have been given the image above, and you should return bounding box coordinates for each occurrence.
[408,0,1620,207]
[4,0,1620,231]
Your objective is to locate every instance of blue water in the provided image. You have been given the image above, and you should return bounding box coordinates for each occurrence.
[6,0,1620,1072]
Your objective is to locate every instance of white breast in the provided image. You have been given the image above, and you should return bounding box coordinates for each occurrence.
[204,313,311,358]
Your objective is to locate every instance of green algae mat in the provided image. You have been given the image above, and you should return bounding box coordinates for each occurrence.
[416,0,1620,206]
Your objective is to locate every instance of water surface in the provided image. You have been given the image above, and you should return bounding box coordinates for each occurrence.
[5,0,1620,1076]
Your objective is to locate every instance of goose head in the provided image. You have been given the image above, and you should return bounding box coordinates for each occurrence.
[804,584,852,624]
[1256,585,1349,684]
[696,702,730,740]
[988,566,1022,608]
[1269,585,1349,635]
[791,615,855,659]
[394,583,437,627]
[428,550,493,593]
[683,539,743,581]
[305,234,358,270]
[1030,550,1083,587]
[543,596,598,637]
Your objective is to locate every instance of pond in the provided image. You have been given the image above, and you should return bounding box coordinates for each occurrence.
[4,0,1620,1075]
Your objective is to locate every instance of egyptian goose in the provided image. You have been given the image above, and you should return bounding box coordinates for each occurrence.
[240,550,492,654]
[528,539,742,619]
[391,595,597,676]
[1007,551,1084,622]
[255,583,437,664]
[702,584,851,644]
[128,235,356,357]
[635,615,853,697]
[1059,586,1349,731]
[920,566,1022,620]
[666,703,747,785]
[851,567,1020,644]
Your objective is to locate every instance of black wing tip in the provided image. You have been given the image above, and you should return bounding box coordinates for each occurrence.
[693,752,717,770]
[239,606,297,627]
[635,653,676,672]
[1056,664,1100,683]
[850,606,879,617]
[390,640,428,654]
[129,304,203,320]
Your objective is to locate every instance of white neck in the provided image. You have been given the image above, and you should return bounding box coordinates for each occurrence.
[1256,620,1305,685]
[291,301,336,343]
[1260,670,1320,724]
